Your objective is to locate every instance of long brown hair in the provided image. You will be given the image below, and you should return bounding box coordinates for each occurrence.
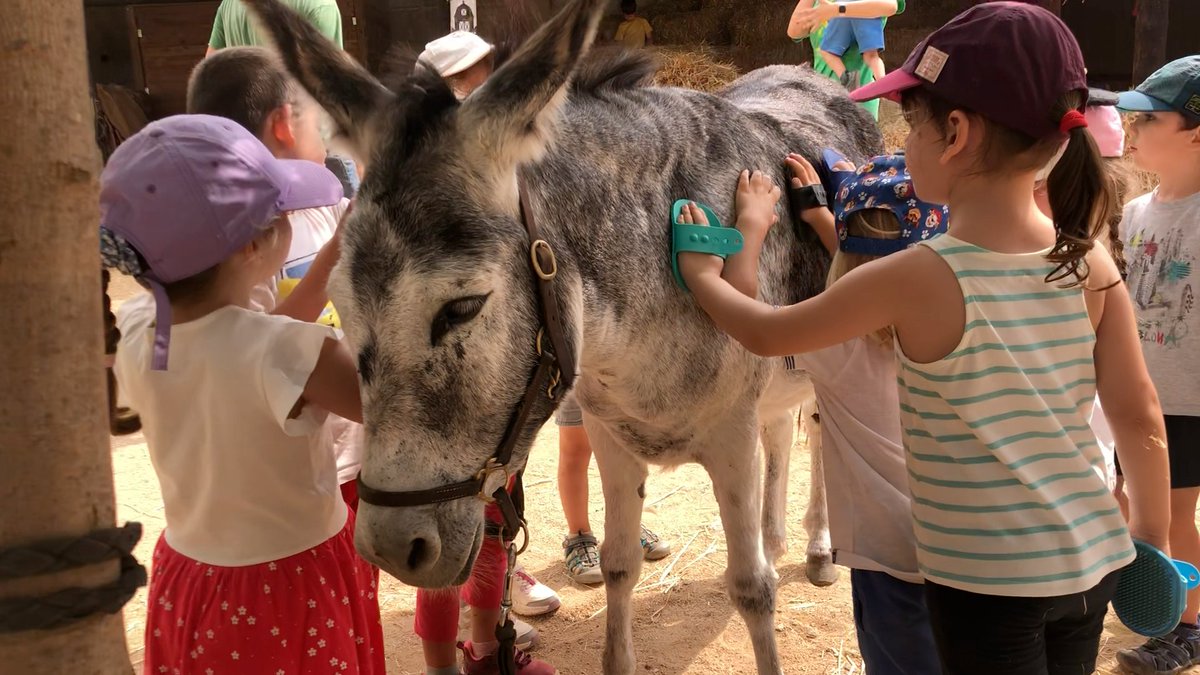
[902,89,1118,288]
[826,209,900,346]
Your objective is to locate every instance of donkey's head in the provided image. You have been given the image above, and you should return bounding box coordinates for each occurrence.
[245,0,602,586]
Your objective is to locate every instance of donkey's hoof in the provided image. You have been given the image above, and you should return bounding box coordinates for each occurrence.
[805,553,839,587]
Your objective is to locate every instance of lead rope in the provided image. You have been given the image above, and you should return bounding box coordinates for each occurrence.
[497,535,520,675]
[497,472,528,674]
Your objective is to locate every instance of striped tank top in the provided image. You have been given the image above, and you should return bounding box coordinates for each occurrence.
[897,235,1134,597]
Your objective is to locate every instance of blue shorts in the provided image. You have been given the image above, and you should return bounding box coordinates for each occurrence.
[851,569,943,675]
[820,17,886,55]
[554,392,583,427]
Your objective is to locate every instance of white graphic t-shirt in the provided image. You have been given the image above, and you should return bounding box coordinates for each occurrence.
[1121,190,1200,416]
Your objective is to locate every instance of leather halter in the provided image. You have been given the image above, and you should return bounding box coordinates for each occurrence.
[356,179,576,538]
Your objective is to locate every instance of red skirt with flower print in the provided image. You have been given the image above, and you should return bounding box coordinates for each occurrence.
[142,511,384,675]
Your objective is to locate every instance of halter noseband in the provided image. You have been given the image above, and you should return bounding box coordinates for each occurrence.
[355,179,576,539]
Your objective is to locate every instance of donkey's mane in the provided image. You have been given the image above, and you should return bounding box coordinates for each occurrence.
[569,48,657,95]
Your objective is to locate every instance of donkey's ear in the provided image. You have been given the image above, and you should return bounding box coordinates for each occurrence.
[458,0,604,170]
[242,0,393,160]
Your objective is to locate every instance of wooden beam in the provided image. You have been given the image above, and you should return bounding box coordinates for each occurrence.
[1133,0,1169,85]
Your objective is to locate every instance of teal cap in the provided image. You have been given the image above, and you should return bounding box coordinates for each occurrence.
[1118,55,1200,123]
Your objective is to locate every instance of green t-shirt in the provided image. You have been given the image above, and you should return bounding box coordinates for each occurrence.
[798,0,905,120]
[209,0,343,50]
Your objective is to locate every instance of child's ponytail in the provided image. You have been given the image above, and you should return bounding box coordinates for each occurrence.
[1044,95,1118,288]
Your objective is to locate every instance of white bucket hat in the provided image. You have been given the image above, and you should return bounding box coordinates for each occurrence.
[419,31,495,78]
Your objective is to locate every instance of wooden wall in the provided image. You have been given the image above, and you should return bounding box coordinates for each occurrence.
[84,0,1200,121]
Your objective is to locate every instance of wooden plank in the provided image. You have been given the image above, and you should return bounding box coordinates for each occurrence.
[127,2,218,117]
[1133,0,1169,85]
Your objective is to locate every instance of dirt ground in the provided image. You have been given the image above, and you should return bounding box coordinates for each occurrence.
[110,413,1166,675]
[109,267,1159,675]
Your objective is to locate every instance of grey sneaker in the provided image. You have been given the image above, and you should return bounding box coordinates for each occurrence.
[563,532,603,585]
[640,525,671,561]
[1116,624,1200,674]
[839,70,861,92]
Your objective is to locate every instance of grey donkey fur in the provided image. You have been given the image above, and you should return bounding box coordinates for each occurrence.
[245,0,881,671]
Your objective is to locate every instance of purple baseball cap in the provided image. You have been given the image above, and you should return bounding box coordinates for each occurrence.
[100,114,344,370]
[851,2,1087,140]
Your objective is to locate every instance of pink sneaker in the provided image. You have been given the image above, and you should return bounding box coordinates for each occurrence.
[458,641,557,675]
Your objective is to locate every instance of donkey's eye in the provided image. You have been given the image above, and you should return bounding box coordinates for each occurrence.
[431,294,489,346]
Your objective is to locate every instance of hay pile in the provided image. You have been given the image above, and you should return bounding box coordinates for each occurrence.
[651,46,740,92]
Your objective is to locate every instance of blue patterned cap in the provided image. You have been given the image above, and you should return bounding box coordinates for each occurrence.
[826,152,949,256]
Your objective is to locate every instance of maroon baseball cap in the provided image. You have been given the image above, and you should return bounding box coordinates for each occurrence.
[851,2,1087,140]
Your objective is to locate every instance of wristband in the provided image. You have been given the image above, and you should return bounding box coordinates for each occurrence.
[789,183,827,211]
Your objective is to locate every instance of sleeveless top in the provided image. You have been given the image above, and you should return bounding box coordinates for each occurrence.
[897,235,1134,597]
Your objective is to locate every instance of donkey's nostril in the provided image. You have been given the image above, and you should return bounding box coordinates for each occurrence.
[407,537,431,571]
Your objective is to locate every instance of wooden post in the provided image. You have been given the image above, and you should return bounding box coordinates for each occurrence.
[0,0,134,672]
[1133,0,1169,85]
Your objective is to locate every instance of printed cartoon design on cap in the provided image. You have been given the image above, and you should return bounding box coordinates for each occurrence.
[822,150,950,256]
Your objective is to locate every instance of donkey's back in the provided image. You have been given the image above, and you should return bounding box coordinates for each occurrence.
[537,57,882,444]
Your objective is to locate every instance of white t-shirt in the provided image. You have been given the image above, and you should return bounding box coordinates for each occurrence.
[277,199,361,484]
[122,200,364,485]
[797,337,922,583]
[115,303,347,566]
[280,200,348,282]
[1121,190,1200,417]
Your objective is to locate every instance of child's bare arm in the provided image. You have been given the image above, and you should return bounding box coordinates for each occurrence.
[679,204,901,355]
[786,153,839,256]
[272,228,341,322]
[293,337,363,423]
[1091,252,1170,551]
[790,0,900,36]
[720,170,781,299]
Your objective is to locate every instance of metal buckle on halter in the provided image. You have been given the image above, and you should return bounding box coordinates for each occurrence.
[530,240,557,280]
[535,328,564,399]
[475,458,510,503]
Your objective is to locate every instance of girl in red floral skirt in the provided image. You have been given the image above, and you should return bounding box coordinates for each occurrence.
[102,114,385,675]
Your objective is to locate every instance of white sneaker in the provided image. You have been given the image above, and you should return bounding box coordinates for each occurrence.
[458,602,539,651]
[511,564,561,617]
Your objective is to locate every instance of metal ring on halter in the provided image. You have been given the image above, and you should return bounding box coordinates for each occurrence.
[475,459,510,503]
[512,523,531,556]
[530,240,557,280]
[535,327,545,356]
[546,368,562,399]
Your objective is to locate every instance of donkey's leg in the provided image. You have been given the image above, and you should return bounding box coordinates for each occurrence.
[587,420,648,675]
[799,398,838,586]
[706,427,783,675]
[760,413,794,570]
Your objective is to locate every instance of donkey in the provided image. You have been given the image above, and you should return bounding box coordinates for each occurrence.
[248,0,880,671]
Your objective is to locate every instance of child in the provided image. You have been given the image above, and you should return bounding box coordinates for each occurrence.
[775,152,949,674]
[556,395,671,585]
[787,0,904,114]
[614,1,653,50]
[102,115,384,674]
[414,38,558,675]
[185,46,364,507]
[1032,88,1133,504]
[1110,55,1200,675]
[819,1,890,89]
[677,4,1171,673]
[419,30,496,100]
